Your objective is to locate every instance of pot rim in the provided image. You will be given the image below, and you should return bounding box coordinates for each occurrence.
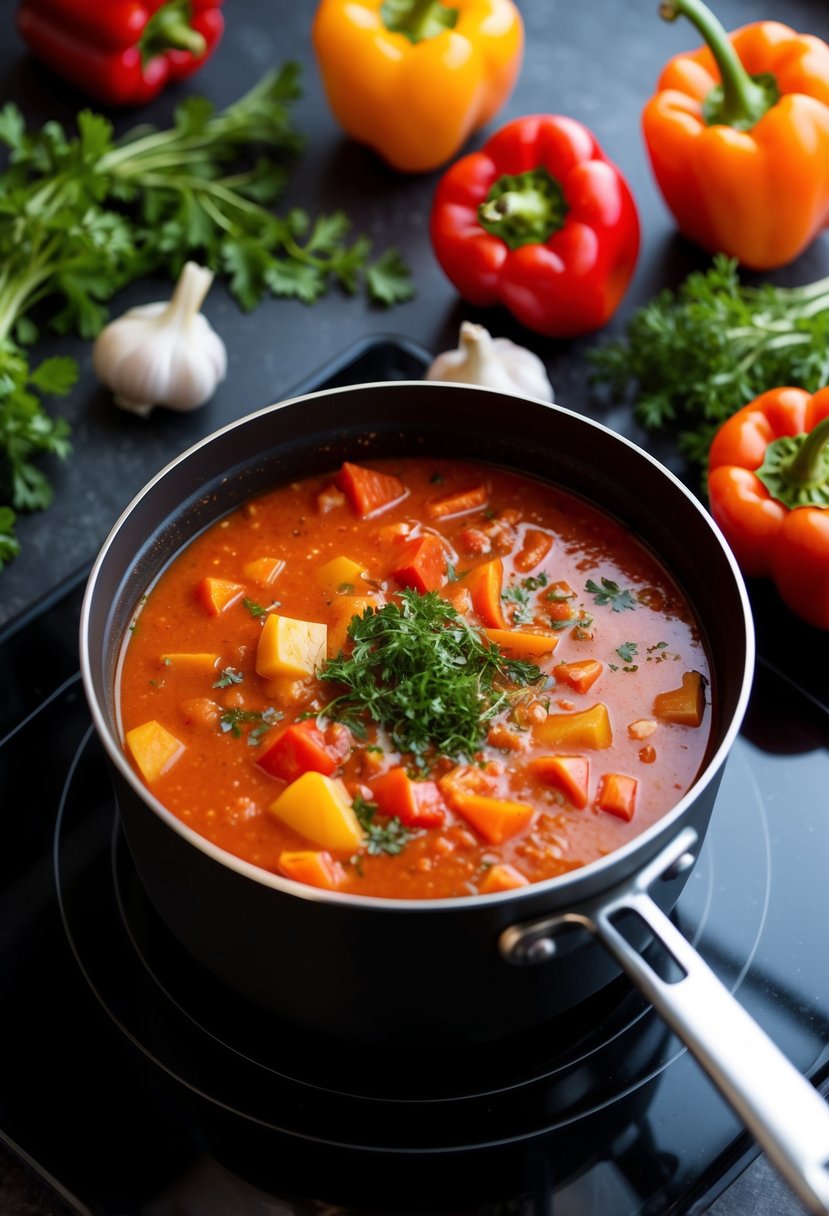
[80,379,756,913]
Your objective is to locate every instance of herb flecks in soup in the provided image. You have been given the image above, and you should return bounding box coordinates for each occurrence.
[118,459,711,900]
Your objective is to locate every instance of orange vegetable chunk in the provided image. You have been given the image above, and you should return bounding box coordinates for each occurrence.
[534,703,612,750]
[461,558,507,627]
[426,483,488,519]
[160,652,220,675]
[652,671,706,727]
[553,659,603,694]
[513,528,553,573]
[529,754,589,808]
[243,557,285,587]
[327,595,377,657]
[446,790,534,844]
[485,627,558,659]
[196,577,245,616]
[126,720,185,784]
[335,461,407,517]
[278,850,345,890]
[479,863,530,893]
[391,534,447,593]
[596,772,638,822]
[370,766,447,828]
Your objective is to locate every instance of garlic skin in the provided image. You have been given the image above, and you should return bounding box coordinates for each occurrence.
[425,321,554,403]
[92,262,227,418]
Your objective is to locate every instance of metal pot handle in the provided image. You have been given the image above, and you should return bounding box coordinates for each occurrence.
[500,827,829,1216]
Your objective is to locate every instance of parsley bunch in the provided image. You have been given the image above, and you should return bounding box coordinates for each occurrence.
[319,589,545,766]
[0,65,413,566]
[589,255,829,467]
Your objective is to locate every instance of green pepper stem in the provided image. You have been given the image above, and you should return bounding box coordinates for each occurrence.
[659,0,773,129]
[786,415,829,490]
[143,1,206,58]
[477,167,568,251]
[380,0,458,44]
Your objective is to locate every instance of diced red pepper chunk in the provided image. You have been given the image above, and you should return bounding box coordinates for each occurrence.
[259,719,350,782]
[596,772,637,821]
[391,534,447,593]
[370,766,448,828]
[335,461,407,517]
[426,483,488,519]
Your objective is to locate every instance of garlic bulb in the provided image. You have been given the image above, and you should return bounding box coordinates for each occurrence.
[425,321,554,402]
[92,262,227,417]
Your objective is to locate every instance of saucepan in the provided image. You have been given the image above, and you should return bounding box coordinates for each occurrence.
[80,381,829,1215]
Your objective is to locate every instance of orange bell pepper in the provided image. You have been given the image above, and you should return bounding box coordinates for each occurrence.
[311,0,524,173]
[708,386,829,629]
[643,0,829,270]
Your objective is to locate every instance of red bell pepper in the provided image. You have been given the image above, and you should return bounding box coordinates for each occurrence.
[708,387,829,630]
[16,0,224,107]
[430,114,640,338]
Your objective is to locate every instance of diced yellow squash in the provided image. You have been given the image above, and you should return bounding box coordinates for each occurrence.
[126,720,185,784]
[485,627,559,659]
[653,670,706,727]
[243,556,285,587]
[316,554,367,593]
[327,595,377,657]
[533,702,613,750]
[256,614,327,679]
[268,772,365,852]
[160,652,220,675]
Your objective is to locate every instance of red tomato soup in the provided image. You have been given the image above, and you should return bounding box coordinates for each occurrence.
[117,458,712,900]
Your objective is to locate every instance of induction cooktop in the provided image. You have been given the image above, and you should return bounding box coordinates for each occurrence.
[1,339,828,1216]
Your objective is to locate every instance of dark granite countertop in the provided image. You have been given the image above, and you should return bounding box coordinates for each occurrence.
[1,0,828,1212]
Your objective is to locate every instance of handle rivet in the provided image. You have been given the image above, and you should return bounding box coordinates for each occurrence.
[524,938,556,964]
[662,850,696,881]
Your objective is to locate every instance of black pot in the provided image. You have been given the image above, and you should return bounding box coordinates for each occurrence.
[80,382,829,1215]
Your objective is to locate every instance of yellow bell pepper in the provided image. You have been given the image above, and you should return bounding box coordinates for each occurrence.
[312,0,524,173]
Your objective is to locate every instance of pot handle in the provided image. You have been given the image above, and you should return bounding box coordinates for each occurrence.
[500,828,829,1216]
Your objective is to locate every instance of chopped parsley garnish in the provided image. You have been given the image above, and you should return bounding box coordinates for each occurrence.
[243,597,266,617]
[616,641,638,664]
[220,705,281,743]
[318,589,545,765]
[585,577,637,612]
[352,795,414,856]
[213,666,244,688]
[502,574,548,624]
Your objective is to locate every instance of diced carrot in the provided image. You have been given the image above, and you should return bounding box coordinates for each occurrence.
[243,557,285,587]
[441,583,472,614]
[125,720,185,784]
[278,850,345,890]
[438,764,497,802]
[259,719,346,781]
[426,483,489,519]
[391,534,447,593]
[513,528,553,573]
[335,461,407,517]
[461,558,507,627]
[326,595,377,657]
[196,577,245,616]
[639,745,657,764]
[529,754,589,809]
[596,772,638,821]
[553,659,603,694]
[653,671,706,727]
[479,863,530,893]
[370,766,447,828]
[485,627,558,659]
[534,703,613,750]
[548,601,575,622]
[445,790,534,844]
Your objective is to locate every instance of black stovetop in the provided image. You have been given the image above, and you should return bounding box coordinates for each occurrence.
[1,342,828,1216]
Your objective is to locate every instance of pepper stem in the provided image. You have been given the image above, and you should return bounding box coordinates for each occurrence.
[659,0,777,130]
[142,0,206,60]
[756,416,829,510]
[478,168,569,251]
[380,0,458,44]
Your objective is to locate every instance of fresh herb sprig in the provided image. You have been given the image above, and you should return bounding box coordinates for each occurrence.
[585,577,636,612]
[219,705,280,744]
[0,66,413,564]
[352,795,415,857]
[589,255,829,466]
[318,589,545,765]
